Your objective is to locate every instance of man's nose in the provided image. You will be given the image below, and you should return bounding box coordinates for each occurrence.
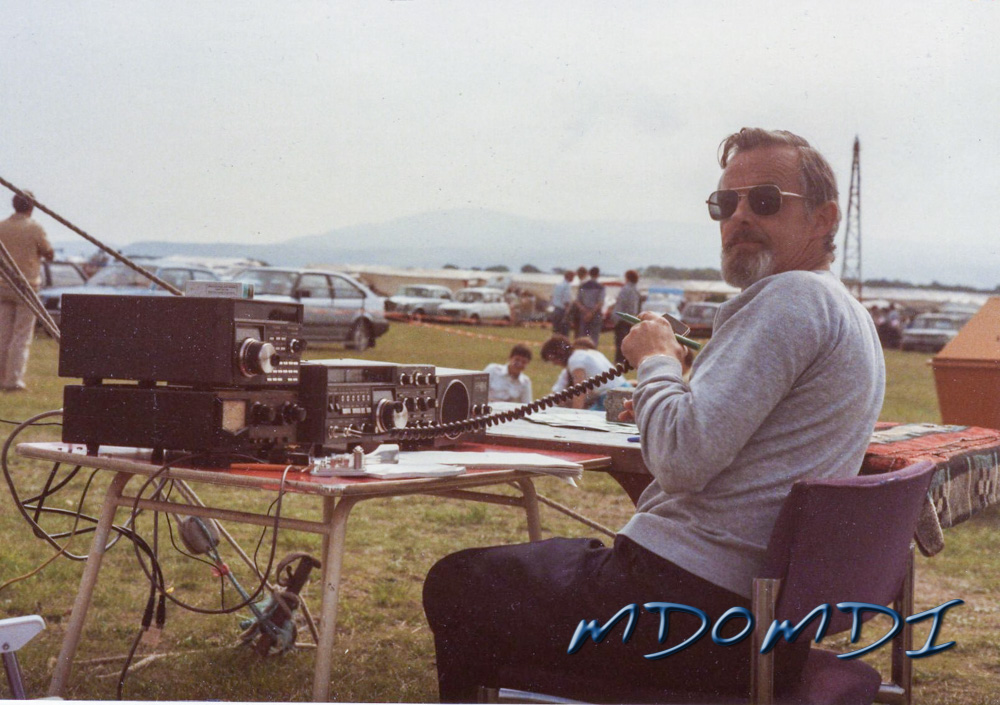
[728,193,754,221]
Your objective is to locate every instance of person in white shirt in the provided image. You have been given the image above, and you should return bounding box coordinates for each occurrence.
[483,343,533,403]
[540,334,630,410]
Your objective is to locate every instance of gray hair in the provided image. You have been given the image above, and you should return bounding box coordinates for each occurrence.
[718,128,840,257]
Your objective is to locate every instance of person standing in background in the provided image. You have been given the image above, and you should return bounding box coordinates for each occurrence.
[575,266,605,345]
[549,269,575,336]
[612,269,641,363]
[0,190,54,392]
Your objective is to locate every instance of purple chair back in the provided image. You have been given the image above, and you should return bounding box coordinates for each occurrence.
[761,460,936,637]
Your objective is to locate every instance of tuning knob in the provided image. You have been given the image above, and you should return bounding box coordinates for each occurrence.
[288,338,306,354]
[238,339,279,377]
[280,402,308,424]
[250,402,277,425]
[375,398,409,432]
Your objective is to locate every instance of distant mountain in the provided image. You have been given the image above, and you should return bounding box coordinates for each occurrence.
[102,208,720,276]
[49,207,998,290]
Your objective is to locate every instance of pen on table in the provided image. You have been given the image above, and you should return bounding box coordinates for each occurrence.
[627,435,641,443]
[615,311,703,351]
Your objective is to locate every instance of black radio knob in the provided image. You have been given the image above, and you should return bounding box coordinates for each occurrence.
[404,397,416,411]
[280,402,308,424]
[250,402,276,424]
[416,397,429,411]
[238,339,279,377]
[288,338,306,354]
[399,373,411,385]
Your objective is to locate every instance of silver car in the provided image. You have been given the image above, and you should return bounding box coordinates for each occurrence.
[386,284,453,317]
[900,314,967,352]
[226,267,389,349]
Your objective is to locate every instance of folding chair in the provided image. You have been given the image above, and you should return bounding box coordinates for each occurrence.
[1,615,46,700]
[481,460,937,705]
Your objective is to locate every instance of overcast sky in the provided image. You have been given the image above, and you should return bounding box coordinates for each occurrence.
[4,1,998,288]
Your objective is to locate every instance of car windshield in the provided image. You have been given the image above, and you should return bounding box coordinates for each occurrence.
[48,263,86,287]
[231,270,296,296]
[400,286,441,297]
[87,265,155,288]
[455,291,483,303]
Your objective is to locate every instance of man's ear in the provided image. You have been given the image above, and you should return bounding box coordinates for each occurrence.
[809,201,839,241]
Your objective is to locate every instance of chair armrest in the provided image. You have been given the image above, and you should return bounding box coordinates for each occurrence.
[0,615,46,652]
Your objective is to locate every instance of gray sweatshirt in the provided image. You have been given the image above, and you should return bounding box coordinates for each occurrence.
[619,269,885,598]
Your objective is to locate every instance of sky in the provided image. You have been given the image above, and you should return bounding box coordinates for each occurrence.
[4,1,998,288]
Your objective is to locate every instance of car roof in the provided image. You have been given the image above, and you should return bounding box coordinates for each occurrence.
[105,259,214,271]
[233,266,353,276]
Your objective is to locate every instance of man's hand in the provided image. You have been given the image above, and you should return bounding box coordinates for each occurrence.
[621,312,686,368]
[618,398,635,423]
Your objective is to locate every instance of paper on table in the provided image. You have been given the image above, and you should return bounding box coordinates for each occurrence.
[397,450,583,480]
[361,463,466,480]
[489,401,638,435]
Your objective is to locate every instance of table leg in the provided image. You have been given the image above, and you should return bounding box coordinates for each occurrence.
[513,478,542,541]
[312,496,360,702]
[48,471,130,697]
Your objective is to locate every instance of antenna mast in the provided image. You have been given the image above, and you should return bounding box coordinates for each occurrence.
[840,136,862,300]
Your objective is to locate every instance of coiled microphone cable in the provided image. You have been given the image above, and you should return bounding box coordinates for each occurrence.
[384,359,633,442]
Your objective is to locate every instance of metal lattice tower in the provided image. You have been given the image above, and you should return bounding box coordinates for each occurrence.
[840,136,862,300]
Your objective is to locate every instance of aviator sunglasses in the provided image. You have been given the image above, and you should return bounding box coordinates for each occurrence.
[706,184,807,221]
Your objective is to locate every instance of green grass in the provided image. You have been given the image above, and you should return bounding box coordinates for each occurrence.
[1,324,997,702]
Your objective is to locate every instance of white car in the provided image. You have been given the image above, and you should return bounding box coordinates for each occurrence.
[437,287,512,323]
[386,284,453,316]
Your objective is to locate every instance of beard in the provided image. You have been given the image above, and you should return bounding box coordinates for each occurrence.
[721,240,776,289]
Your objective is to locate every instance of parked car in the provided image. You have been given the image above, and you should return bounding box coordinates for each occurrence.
[900,313,968,352]
[437,287,512,323]
[641,292,683,319]
[679,301,722,337]
[385,284,453,317]
[40,259,220,327]
[41,260,88,290]
[226,266,388,349]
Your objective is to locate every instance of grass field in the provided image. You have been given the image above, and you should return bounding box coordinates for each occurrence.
[1,323,998,703]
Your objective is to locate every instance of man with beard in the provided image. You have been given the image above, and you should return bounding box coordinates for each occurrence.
[422,129,885,701]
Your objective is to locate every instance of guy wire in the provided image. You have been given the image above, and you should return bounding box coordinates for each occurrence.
[0,174,183,295]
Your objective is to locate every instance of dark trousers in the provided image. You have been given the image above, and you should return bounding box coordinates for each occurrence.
[578,313,601,346]
[613,320,632,364]
[423,536,807,703]
[551,306,570,336]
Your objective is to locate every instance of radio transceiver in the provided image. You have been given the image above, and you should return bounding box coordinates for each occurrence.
[298,360,490,453]
[58,295,492,461]
[59,294,305,387]
[62,385,304,460]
